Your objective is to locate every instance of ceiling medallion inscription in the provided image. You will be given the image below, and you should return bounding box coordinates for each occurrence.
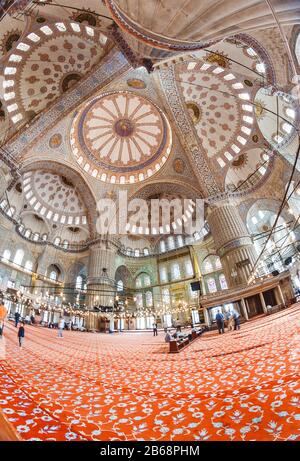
[173,158,185,174]
[186,102,202,125]
[127,78,146,89]
[232,153,246,168]
[49,133,62,149]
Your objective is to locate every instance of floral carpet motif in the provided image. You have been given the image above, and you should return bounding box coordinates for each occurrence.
[0,305,299,441]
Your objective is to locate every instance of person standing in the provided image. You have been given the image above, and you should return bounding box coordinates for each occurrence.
[164,330,173,342]
[215,310,225,334]
[14,311,21,328]
[153,322,158,337]
[18,323,25,348]
[233,311,240,330]
[0,300,7,338]
[58,317,65,338]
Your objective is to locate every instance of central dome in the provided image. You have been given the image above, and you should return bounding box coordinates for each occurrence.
[70,91,172,184]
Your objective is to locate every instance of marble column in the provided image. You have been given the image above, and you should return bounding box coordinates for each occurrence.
[203,307,211,327]
[86,240,117,309]
[207,204,258,288]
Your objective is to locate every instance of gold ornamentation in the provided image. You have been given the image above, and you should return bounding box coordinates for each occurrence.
[205,52,229,69]
[232,154,246,168]
[254,100,265,120]
[186,102,201,124]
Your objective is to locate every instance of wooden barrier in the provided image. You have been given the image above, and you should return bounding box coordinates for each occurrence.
[169,329,204,353]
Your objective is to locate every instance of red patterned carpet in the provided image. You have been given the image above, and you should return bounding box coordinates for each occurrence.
[0,305,299,441]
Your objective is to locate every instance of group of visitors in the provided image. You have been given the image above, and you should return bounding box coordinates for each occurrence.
[215,310,240,334]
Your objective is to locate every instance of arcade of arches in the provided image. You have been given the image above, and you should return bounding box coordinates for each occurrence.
[0,0,300,443]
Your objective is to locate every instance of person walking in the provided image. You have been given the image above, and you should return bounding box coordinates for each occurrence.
[215,310,225,334]
[14,311,21,328]
[57,317,65,338]
[18,323,25,348]
[233,311,240,330]
[226,311,233,331]
[153,322,158,337]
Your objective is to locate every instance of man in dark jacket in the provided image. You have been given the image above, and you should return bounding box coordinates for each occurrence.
[215,311,225,334]
[14,311,21,328]
[18,323,25,348]
[233,311,240,330]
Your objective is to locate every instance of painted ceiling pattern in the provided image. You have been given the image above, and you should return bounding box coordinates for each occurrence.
[22,170,88,227]
[190,35,275,85]
[3,20,108,125]
[177,60,253,166]
[254,89,298,149]
[70,91,172,184]
[225,148,271,192]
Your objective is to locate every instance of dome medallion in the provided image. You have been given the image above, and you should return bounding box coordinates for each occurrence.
[70,91,172,184]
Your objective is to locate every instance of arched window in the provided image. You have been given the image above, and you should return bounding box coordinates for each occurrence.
[177,235,183,247]
[185,259,193,277]
[25,260,33,271]
[160,240,166,253]
[219,274,228,290]
[136,293,143,308]
[144,274,151,287]
[76,275,83,290]
[146,291,153,307]
[295,31,300,66]
[14,249,24,266]
[203,260,213,274]
[144,248,149,256]
[117,280,124,292]
[160,266,168,283]
[171,263,181,280]
[50,271,58,281]
[134,249,140,257]
[2,249,11,261]
[168,236,175,250]
[135,276,142,289]
[207,277,217,293]
[6,207,15,217]
[54,237,61,246]
[215,258,222,270]
[162,288,170,304]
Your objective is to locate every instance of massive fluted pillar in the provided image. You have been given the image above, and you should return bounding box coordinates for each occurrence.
[86,240,117,309]
[207,204,258,288]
